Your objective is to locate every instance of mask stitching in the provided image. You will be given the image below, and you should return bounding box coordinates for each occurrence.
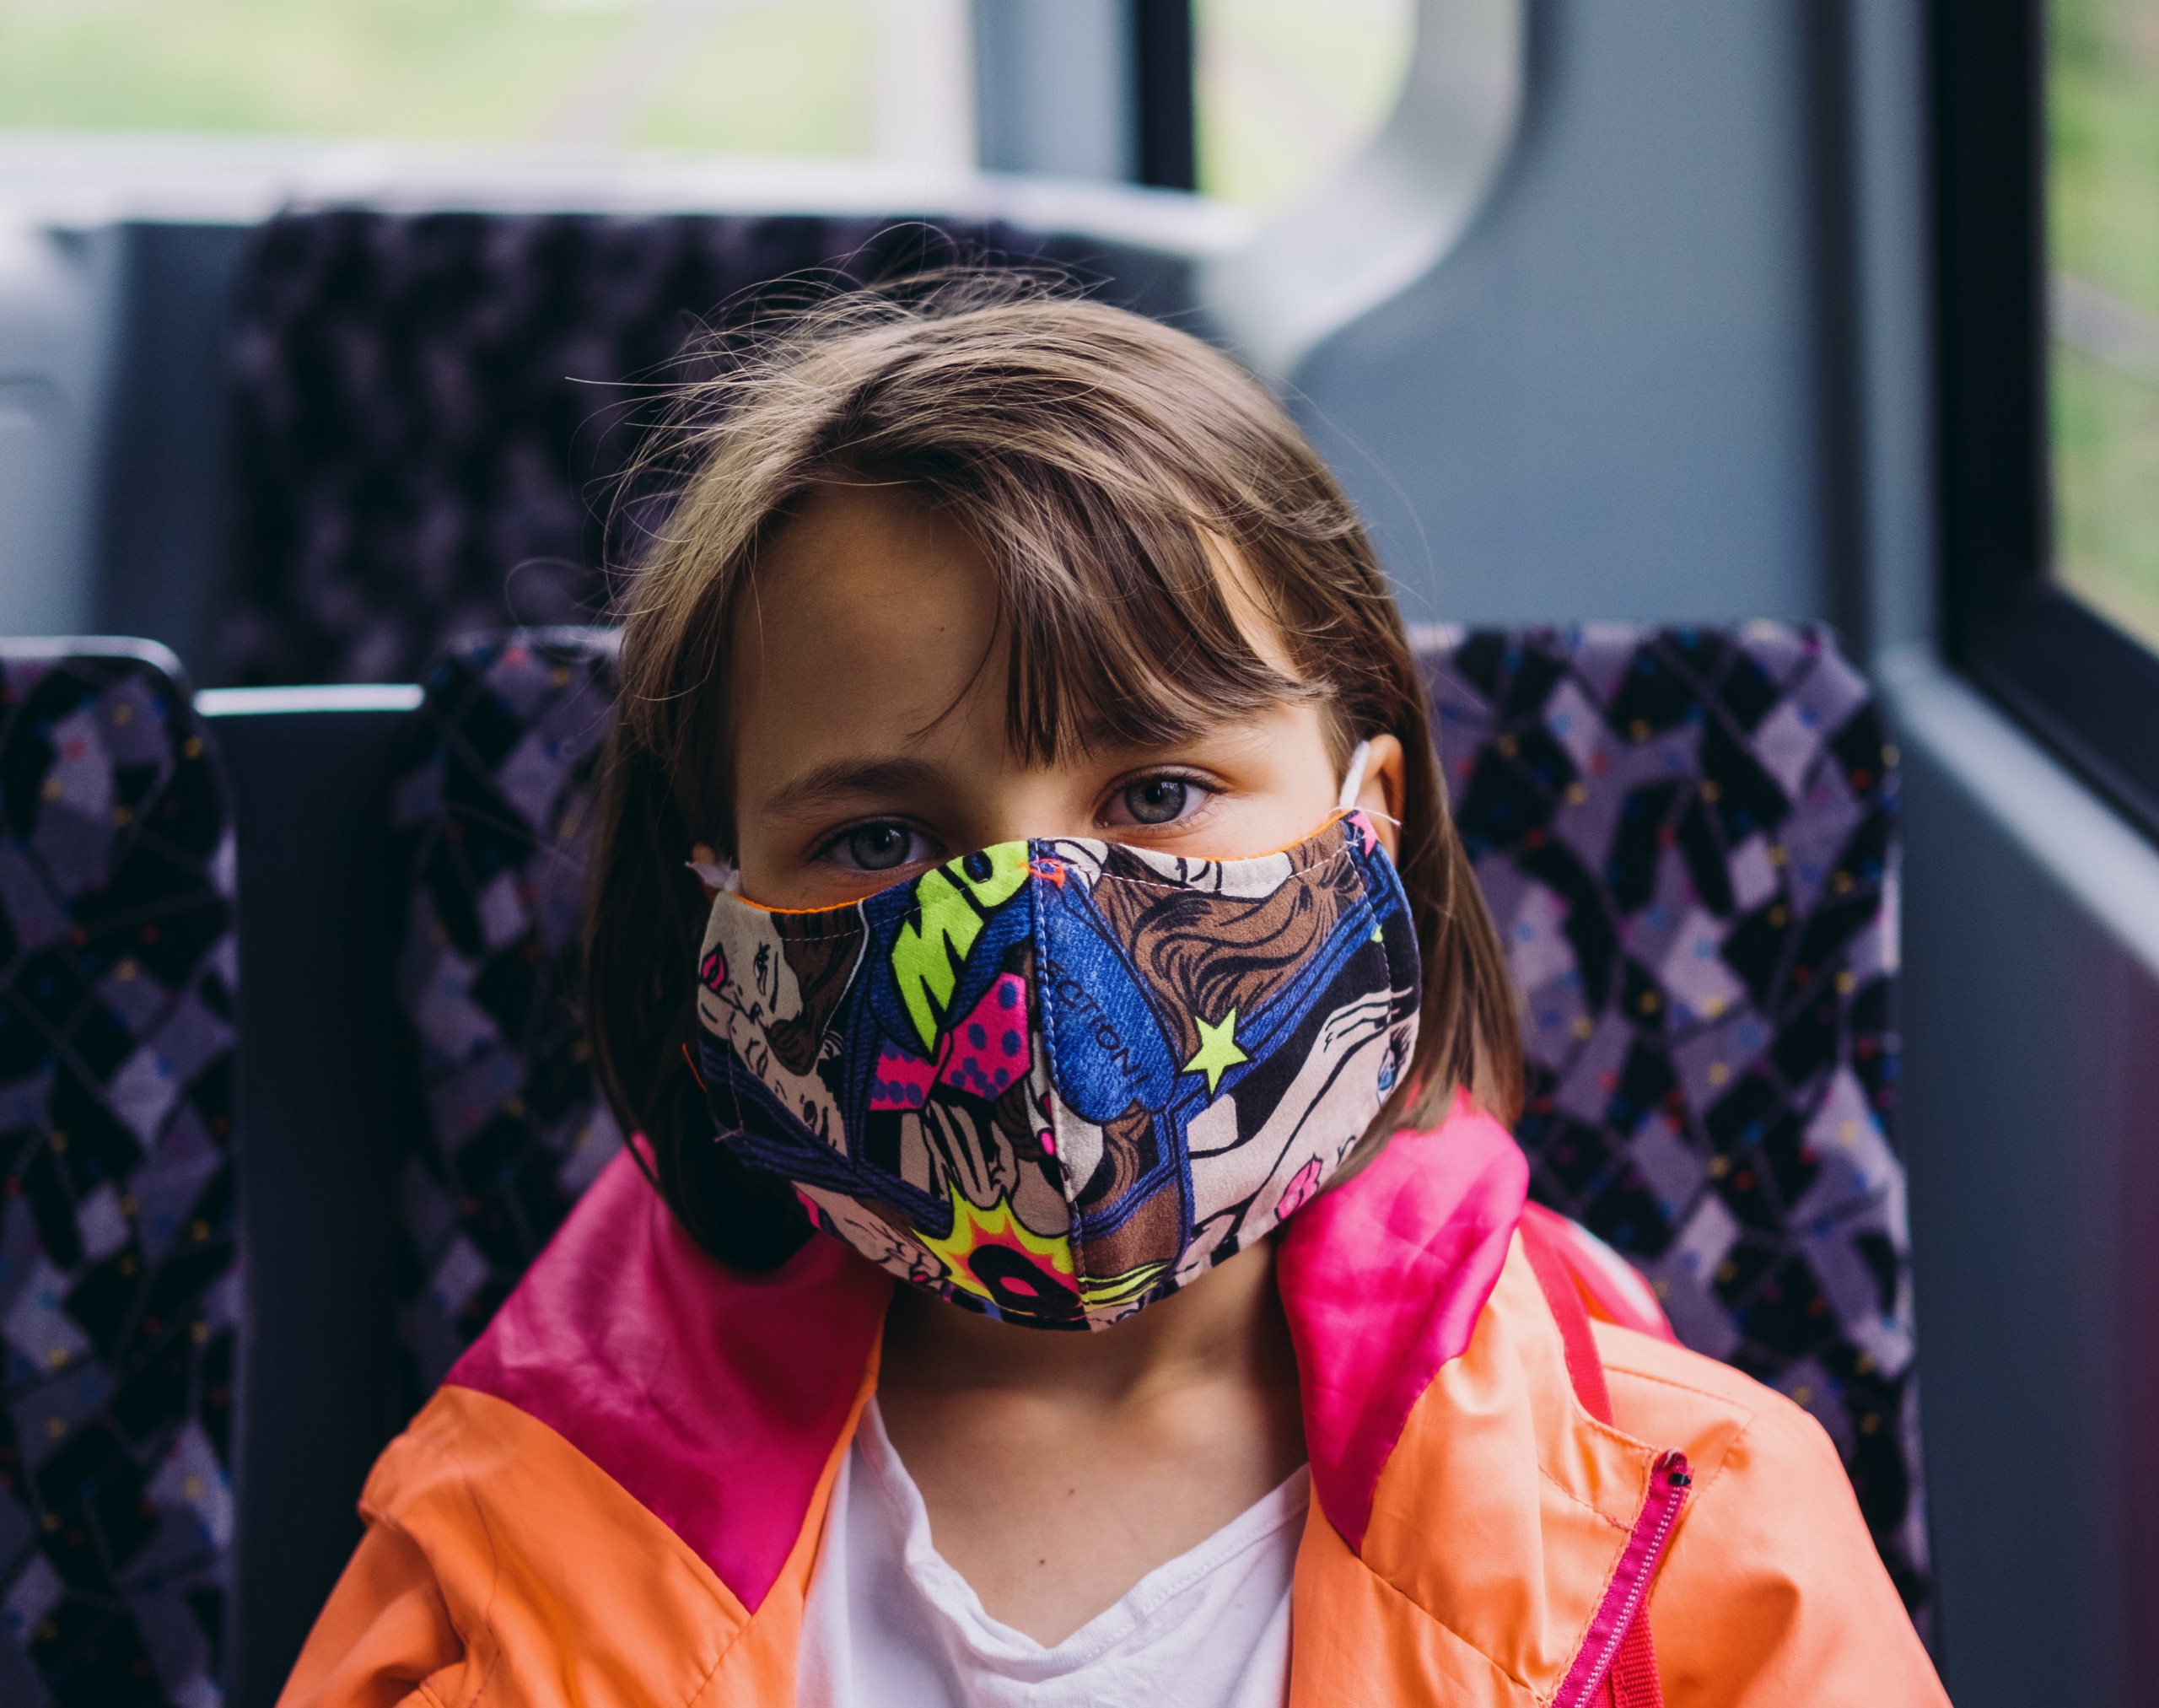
[1075,844,1360,896]
[708,1028,746,1145]
[1027,848,1088,1305]
[1366,839,1415,1113]
[721,858,1356,918]
[1241,841,1402,1242]
[1295,848,1392,1220]
[708,832,1365,923]
[704,913,868,945]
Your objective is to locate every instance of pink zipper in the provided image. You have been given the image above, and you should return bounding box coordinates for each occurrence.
[1553,1451,1693,1708]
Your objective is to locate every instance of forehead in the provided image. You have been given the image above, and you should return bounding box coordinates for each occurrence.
[726,480,1316,804]
[729,483,1006,781]
[735,483,994,703]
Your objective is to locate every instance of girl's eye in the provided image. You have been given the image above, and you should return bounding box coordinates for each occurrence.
[1116,775,1207,827]
[1125,778,1189,824]
[835,823,928,872]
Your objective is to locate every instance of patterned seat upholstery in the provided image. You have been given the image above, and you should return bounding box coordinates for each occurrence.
[387,631,622,1392]
[388,620,1930,1631]
[222,210,1193,690]
[1416,622,1925,1627]
[0,644,240,1708]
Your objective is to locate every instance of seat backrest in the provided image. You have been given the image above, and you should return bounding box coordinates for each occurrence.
[222,210,1196,689]
[1414,622,1926,1630]
[0,641,239,1708]
[389,630,622,1392]
[199,681,429,1708]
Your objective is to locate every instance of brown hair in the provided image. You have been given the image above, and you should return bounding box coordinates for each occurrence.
[585,275,1523,1265]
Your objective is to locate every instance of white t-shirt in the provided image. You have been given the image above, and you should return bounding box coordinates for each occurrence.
[797,1399,1306,1708]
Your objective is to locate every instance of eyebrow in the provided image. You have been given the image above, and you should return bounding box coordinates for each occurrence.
[756,713,1290,825]
[758,756,950,822]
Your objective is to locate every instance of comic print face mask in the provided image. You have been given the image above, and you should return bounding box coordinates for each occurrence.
[691,768,1420,1330]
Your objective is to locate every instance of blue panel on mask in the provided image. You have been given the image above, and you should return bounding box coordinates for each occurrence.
[1034,869,1182,1123]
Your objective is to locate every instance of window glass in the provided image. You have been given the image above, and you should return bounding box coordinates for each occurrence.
[0,0,945,161]
[2049,0,2159,649]
[1196,0,1413,211]
[0,0,1415,206]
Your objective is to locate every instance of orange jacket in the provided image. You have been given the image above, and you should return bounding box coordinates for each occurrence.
[282,1105,1946,1706]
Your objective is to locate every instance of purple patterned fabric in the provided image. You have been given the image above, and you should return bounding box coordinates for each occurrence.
[0,648,240,1708]
[1416,622,1926,1628]
[388,631,622,1390]
[223,211,1190,689]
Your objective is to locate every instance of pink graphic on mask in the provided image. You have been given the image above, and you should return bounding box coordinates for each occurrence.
[870,1043,938,1111]
[1277,1156,1325,1220]
[868,974,1030,1109]
[939,974,1029,1098]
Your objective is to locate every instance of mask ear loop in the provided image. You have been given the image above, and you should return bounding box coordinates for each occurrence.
[688,856,740,894]
[1338,739,1373,813]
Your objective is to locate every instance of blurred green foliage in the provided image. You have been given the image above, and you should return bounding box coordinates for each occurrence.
[2054,349,2159,647]
[2049,0,2159,649]
[0,0,875,154]
[1197,0,1408,209]
[0,0,1407,209]
[2050,0,2159,318]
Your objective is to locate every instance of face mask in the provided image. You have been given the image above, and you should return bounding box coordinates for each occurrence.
[691,754,1420,1329]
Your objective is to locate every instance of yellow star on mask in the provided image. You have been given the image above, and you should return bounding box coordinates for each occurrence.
[1183,1009,1249,1097]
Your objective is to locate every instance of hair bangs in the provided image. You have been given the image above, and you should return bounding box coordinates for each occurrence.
[940,484,1329,768]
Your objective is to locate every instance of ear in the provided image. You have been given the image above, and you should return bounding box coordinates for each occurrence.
[1354,735,1407,862]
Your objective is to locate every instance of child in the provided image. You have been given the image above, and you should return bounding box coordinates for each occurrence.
[282,282,1946,1706]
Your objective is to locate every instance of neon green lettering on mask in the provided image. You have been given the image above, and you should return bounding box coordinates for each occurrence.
[892,842,1031,1053]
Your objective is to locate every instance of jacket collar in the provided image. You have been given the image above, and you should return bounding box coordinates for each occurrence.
[445,1098,1526,1614]
[1277,1094,1529,1553]
[444,1154,892,1615]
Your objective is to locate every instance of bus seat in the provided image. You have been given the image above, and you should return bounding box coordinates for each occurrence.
[220,210,1195,691]
[199,681,423,1708]
[1414,622,1927,1630]
[0,641,239,1708]
[387,629,622,1393]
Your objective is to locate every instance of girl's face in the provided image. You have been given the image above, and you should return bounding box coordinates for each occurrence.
[724,482,1403,911]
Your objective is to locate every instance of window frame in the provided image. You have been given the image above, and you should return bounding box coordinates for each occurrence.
[1934,0,2159,843]
[1133,0,1198,191]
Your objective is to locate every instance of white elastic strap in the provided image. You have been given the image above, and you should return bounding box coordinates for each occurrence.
[687,858,740,894]
[1338,739,1372,812]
